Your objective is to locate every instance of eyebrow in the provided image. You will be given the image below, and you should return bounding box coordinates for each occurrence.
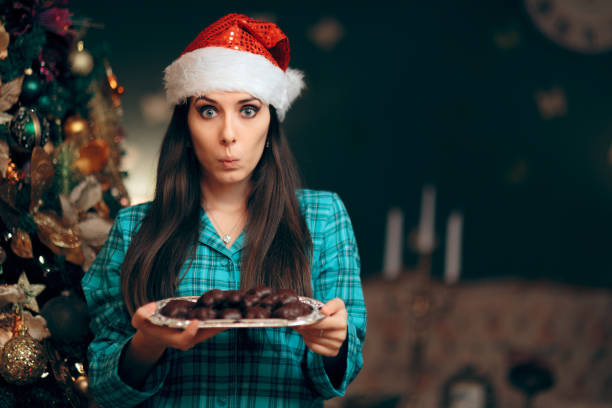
[195,95,261,104]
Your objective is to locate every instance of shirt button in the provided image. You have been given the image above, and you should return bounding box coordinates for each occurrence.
[217,397,227,406]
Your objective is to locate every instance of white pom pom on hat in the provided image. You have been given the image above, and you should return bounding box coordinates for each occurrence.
[163,13,305,121]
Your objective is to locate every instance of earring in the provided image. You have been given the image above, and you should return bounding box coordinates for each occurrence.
[265,139,270,148]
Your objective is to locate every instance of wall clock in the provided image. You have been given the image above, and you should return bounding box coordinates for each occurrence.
[524,0,612,53]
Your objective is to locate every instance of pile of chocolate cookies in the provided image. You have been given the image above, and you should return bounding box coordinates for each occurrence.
[159,286,313,321]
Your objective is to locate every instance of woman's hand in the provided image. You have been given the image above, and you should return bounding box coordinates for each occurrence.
[131,302,226,352]
[293,298,348,357]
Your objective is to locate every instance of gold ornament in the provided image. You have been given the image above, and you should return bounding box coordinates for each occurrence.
[0,332,47,385]
[29,147,55,212]
[17,272,45,313]
[68,41,94,76]
[63,116,90,145]
[74,139,110,175]
[10,229,33,259]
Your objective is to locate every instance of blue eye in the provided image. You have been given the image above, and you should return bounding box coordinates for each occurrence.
[198,105,217,118]
[241,105,259,118]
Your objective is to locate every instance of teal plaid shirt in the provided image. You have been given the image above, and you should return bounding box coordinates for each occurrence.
[82,190,366,408]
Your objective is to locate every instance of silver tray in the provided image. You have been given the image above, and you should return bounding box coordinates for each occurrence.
[147,295,326,328]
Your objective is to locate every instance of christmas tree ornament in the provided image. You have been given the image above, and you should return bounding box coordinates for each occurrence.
[29,146,55,212]
[0,22,9,60]
[8,107,50,153]
[41,292,89,343]
[0,76,24,112]
[17,272,45,312]
[63,115,90,144]
[68,41,93,76]
[10,229,33,259]
[74,139,109,174]
[0,327,48,385]
[20,69,43,104]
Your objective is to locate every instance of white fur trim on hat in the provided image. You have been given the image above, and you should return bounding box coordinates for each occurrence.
[163,47,305,121]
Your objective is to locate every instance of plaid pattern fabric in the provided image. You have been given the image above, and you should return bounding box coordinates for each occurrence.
[82,190,366,408]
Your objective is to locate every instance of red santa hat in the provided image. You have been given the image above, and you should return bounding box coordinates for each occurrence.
[163,13,305,121]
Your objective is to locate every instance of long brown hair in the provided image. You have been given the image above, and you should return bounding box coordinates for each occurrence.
[120,103,312,315]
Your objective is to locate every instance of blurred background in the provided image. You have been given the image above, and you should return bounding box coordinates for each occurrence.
[70,0,612,288]
[0,0,610,407]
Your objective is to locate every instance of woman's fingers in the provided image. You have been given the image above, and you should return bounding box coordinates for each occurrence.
[293,297,349,356]
[319,298,346,316]
[132,302,158,327]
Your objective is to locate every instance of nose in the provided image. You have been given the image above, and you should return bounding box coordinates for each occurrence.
[220,115,236,145]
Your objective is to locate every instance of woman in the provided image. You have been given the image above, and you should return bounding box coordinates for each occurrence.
[82,13,366,407]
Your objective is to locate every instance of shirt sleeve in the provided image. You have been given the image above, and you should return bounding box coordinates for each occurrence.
[81,209,169,408]
[305,192,367,399]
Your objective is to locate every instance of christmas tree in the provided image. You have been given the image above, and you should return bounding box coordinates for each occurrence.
[0,1,129,406]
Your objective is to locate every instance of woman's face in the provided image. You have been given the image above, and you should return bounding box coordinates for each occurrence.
[187,91,271,188]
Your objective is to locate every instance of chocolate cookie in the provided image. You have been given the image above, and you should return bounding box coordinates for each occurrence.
[160,299,194,319]
[244,306,271,319]
[272,301,312,319]
[188,307,217,320]
[196,289,225,308]
[219,308,242,320]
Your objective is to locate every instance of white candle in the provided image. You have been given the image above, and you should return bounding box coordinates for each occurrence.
[416,185,436,254]
[382,207,404,280]
[444,211,463,285]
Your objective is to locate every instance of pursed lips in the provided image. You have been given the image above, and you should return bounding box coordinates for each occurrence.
[220,158,239,168]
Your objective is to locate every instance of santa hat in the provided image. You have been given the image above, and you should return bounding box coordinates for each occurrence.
[163,13,305,121]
